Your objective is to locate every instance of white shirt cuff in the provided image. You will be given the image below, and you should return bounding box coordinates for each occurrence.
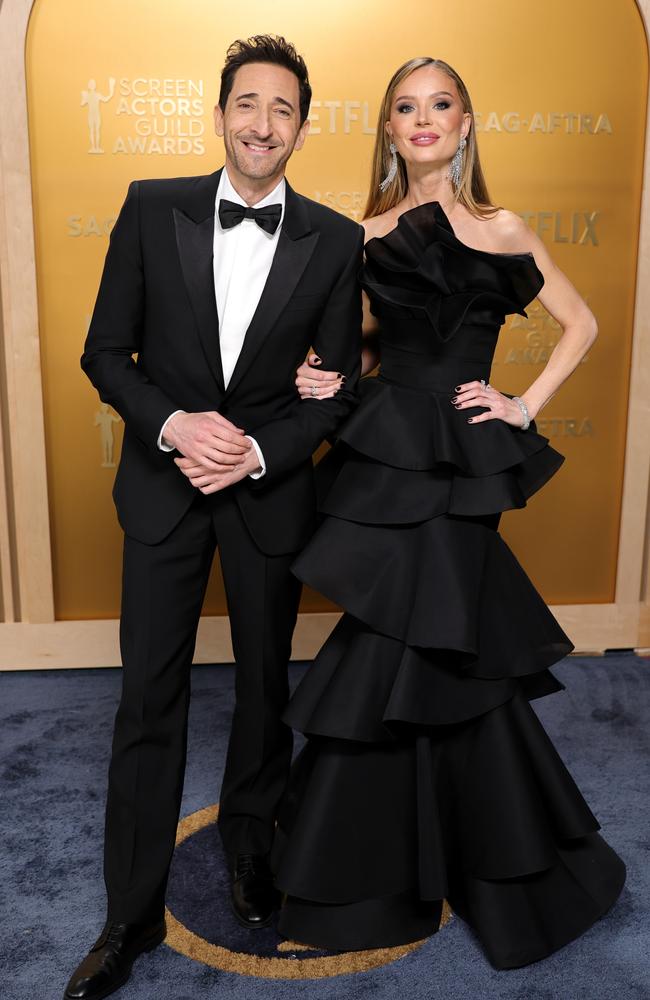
[158,410,185,451]
[246,436,266,479]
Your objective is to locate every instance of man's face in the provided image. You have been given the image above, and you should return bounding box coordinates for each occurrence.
[214,62,309,183]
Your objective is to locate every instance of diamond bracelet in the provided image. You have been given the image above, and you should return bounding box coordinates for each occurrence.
[512,396,531,431]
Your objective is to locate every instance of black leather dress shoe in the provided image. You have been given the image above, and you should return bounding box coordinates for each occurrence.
[231,854,279,928]
[63,919,166,999]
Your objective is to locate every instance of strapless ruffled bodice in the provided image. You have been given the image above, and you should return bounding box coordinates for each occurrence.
[322,201,562,520]
[362,200,544,366]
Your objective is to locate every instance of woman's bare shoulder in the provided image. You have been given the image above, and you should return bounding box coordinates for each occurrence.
[486,208,538,253]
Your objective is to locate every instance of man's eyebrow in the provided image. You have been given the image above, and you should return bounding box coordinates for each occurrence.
[235,92,295,111]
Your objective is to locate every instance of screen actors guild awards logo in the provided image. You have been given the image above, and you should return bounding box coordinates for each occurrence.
[81,78,116,153]
[79,77,205,155]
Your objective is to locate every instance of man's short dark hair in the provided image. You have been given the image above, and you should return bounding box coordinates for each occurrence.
[219,35,312,125]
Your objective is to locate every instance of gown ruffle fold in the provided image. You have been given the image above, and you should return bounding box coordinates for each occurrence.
[271,201,625,968]
[325,376,566,519]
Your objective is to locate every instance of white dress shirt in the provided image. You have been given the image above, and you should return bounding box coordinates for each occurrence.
[159,167,286,478]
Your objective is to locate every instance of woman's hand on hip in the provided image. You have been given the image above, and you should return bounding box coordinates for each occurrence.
[450,380,530,428]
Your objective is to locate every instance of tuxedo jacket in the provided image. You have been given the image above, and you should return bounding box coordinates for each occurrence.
[81,169,363,555]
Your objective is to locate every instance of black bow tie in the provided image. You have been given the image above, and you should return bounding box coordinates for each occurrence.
[218,199,282,236]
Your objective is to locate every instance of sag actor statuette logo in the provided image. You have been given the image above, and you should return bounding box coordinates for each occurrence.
[94,403,121,468]
[80,76,206,156]
[81,77,116,153]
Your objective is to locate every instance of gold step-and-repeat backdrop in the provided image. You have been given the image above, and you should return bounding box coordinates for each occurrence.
[26,0,647,619]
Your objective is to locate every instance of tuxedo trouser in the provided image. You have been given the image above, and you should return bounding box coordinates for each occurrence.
[104,489,302,922]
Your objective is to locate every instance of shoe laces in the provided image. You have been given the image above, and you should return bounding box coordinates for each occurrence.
[105,922,128,943]
[235,854,269,879]
[92,922,127,952]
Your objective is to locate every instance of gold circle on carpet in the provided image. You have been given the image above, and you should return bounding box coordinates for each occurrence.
[164,803,452,979]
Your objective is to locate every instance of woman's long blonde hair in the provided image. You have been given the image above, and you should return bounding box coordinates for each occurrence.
[364,57,495,221]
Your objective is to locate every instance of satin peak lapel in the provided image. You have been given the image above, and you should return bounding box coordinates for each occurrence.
[224,187,319,397]
[173,206,225,392]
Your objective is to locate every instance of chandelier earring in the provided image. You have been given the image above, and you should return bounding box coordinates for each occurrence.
[448,135,466,189]
[379,141,398,192]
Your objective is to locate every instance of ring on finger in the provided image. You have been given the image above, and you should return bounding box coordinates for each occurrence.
[311,385,318,397]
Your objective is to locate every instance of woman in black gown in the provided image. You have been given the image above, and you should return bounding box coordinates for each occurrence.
[271,56,626,969]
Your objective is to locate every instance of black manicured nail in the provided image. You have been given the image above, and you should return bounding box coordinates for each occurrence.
[451,396,458,403]
[455,404,462,409]
[467,417,473,423]
[340,375,347,382]
[455,385,462,392]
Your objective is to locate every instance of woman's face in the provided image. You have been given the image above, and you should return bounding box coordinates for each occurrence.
[386,65,470,174]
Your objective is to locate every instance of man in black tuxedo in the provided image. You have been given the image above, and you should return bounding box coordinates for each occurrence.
[65,35,362,1000]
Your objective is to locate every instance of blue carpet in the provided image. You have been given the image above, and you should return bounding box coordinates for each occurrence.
[1,655,648,999]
